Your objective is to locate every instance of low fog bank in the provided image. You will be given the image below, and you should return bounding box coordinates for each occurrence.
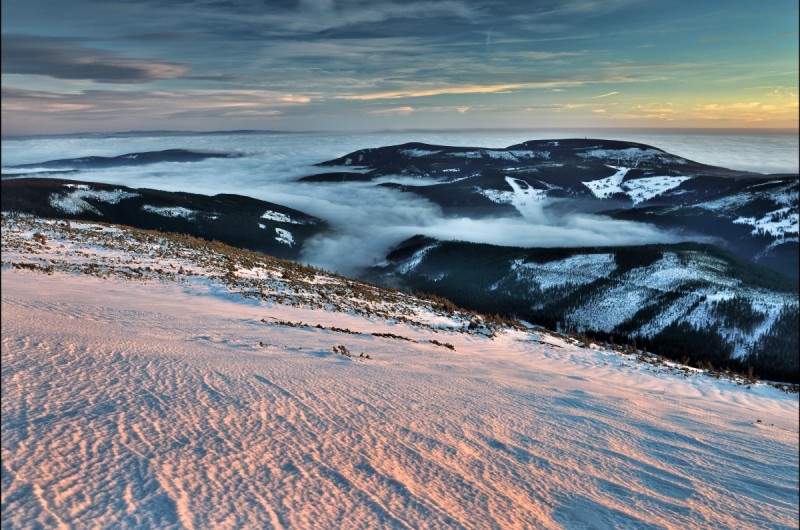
[282,186,686,275]
[1,130,779,275]
[3,129,798,174]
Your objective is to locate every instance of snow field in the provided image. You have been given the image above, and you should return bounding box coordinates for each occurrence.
[261,210,303,225]
[734,207,799,238]
[274,228,295,247]
[49,187,140,215]
[141,205,197,219]
[581,166,692,205]
[2,215,798,529]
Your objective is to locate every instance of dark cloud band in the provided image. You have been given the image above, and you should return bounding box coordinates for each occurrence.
[1,34,188,83]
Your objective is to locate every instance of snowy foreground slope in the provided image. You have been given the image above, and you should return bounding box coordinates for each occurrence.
[2,215,798,529]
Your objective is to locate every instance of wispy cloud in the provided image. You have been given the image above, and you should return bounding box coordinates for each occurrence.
[339,84,530,100]
[1,35,188,83]
[2,0,796,132]
[369,106,416,115]
[1,87,312,122]
[520,51,586,60]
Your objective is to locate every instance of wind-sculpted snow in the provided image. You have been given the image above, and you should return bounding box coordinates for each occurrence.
[2,213,798,529]
[2,212,798,529]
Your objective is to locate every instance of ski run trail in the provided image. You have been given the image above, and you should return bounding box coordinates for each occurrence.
[2,214,798,530]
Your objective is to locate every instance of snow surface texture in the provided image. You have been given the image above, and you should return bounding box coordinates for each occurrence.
[2,214,798,529]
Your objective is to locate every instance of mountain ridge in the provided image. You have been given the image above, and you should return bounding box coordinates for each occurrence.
[2,138,797,381]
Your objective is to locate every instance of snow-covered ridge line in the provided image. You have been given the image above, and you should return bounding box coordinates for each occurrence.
[0,213,473,332]
[4,212,796,383]
[578,147,687,165]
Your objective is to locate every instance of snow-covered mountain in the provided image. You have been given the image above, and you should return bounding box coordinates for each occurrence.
[3,139,797,381]
[308,138,760,210]
[4,148,236,171]
[1,178,325,260]
[373,237,799,383]
[608,178,799,280]
[2,213,798,529]
[310,139,798,278]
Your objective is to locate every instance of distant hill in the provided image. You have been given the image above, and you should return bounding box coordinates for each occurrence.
[309,138,798,280]
[370,236,799,382]
[1,178,325,260]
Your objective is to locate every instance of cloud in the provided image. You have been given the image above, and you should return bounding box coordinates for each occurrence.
[369,106,416,115]
[205,0,483,35]
[339,84,531,100]
[420,213,682,250]
[8,132,698,275]
[1,34,188,83]
[1,86,311,117]
[520,51,586,60]
[338,81,594,100]
[593,91,620,98]
[3,0,797,133]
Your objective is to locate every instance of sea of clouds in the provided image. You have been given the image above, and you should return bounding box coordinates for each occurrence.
[3,129,797,274]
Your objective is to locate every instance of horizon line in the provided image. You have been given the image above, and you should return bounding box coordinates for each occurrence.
[3,125,799,140]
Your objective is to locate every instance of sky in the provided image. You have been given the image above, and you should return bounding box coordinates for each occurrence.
[1,0,798,136]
